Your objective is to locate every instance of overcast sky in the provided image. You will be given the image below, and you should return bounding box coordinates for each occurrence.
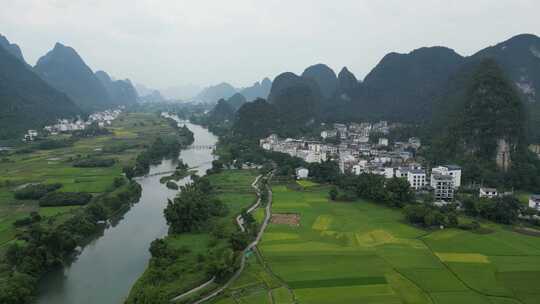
[2,0,539,89]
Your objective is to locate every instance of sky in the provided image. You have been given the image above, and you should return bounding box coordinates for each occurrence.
[2,0,540,90]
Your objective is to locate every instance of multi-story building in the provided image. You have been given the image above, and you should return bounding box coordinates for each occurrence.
[431,174,454,201]
[432,165,461,188]
[407,169,427,190]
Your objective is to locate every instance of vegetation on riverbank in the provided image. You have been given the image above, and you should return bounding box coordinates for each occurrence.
[0,112,186,304]
[125,170,258,304]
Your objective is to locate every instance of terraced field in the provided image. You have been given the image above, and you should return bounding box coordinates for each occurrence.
[216,181,540,304]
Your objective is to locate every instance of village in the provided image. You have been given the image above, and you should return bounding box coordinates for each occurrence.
[22,108,123,142]
[260,122,540,209]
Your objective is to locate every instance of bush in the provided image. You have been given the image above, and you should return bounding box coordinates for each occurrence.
[166,181,178,190]
[14,183,62,200]
[73,158,116,168]
[37,139,73,150]
[39,192,92,207]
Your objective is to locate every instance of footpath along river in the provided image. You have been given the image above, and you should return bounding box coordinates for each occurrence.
[36,118,217,304]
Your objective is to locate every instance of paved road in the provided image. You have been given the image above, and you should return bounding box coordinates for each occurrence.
[171,173,272,303]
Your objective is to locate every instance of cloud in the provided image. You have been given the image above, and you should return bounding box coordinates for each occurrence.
[2,0,539,88]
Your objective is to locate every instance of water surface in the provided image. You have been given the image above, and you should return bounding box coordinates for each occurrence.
[36,120,217,304]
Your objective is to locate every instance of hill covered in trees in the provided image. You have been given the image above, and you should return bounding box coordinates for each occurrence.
[427,60,540,190]
[95,70,139,106]
[0,42,81,139]
[34,43,113,111]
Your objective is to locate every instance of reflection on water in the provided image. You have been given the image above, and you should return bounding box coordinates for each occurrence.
[36,120,217,304]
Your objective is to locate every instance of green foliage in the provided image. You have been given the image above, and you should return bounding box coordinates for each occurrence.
[36,139,74,150]
[233,99,279,139]
[429,59,540,190]
[0,44,81,140]
[73,157,115,168]
[72,123,111,138]
[165,181,178,190]
[308,160,340,183]
[403,204,458,227]
[462,195,522,224]
[0,181,141,303]
[38,192,92,207]
[13,183,62,200]
[337,174,414,207]
[164,178,227,233]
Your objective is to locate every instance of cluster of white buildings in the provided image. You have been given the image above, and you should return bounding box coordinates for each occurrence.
[24,109,123,142]
[42,109,122,135]
[260,122,465,202]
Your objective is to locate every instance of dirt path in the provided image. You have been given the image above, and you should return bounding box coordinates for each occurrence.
[171,173,272,303]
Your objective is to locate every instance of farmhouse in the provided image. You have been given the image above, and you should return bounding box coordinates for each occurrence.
[295,167,309,179]
[529,195,540,210]
[479,187,498,198]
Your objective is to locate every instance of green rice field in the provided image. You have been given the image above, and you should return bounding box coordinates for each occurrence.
[0,112,175,248]
[213,182,540,304]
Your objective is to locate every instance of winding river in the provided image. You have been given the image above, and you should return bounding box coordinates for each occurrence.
[36,118,217,304]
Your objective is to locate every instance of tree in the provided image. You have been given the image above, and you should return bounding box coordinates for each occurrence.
[329,187,338,201]
[385,177,414,207]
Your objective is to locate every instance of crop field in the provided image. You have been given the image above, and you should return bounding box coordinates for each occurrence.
[224,183,540,304]
[0,112,174,248]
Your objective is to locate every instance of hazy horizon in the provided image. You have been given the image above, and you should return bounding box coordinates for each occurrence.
[2,0,540,90]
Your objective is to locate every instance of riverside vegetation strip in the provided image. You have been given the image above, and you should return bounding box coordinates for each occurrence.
[125,169,260,303]
[210,180,540,304]
[0,112,194,304]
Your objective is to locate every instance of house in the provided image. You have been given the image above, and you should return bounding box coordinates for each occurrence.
[432,165,462,188]
[378,138,389,146]
[528,195,540,210]
[407,169,427,190]
[431,174,454,201]
[23,130,38,142]
[295,167,309,179]
[321,130,337,139]
[479,187,498,199]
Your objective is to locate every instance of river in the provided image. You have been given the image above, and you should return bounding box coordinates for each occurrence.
[36,118,217,304]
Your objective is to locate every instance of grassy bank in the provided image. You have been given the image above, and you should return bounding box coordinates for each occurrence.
[212,180,540,304]
[0,112,185,304]
[0,112,176,248]
[125,169,258,304]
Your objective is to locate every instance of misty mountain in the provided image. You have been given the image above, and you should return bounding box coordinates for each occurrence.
[95,70,138,105]
[160,84,202,100]
[0,44,80,139]
[34,43,112,111]
[194,82,237,104]
[268,72,322,131]
[358,46,465,122]
[209,98,235,123]
[0,34,25,64]
[337,67,359,94]
[135,83,155,97]
[139,90,166,103]
[301,64,338,99]
[226,93,247,111]
[239,78,272,101]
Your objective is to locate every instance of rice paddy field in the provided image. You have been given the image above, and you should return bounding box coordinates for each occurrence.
[213,181,540,304]
[0,112,175,248]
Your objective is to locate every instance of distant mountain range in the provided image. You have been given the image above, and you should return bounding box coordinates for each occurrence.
[264,33,540,142]
[0,34,140,139]
[34,43,139,111]
[193,78,272,104]
[0,43,80,139]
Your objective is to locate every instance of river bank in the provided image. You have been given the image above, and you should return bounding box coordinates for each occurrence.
[33,119,216,304]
